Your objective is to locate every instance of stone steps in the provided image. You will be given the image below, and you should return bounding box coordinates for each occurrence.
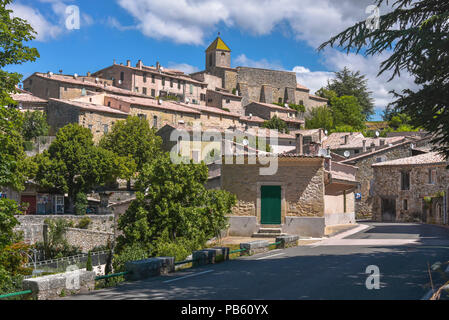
[252,228,285,238]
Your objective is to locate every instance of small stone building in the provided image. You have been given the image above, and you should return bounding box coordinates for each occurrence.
[221,149,357,238]
[339,135,433,218]
[372,152,449,225]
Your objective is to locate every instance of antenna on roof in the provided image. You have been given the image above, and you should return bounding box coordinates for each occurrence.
[344,151,351,158]
[375,131,380,138]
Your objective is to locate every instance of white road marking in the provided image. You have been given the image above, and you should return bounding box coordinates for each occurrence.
[163,270,214,283]
[255,252,286,260]
[310,239,419,246]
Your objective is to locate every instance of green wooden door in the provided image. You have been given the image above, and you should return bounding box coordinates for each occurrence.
[261,186,281,225]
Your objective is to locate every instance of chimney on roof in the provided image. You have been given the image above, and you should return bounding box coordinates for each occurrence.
[137,60,143,69]
[380,139,385,146]
[344,135,349,145]
[296,133,304,155]
[87,71,91,77]
[113,59,116,65]
[370,142,376,152]
[120,62,123,66]
[156,61,161,71]
[362,140,367,152]
[126,60,131,67]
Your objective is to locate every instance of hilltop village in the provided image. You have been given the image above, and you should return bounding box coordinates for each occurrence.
[4,36,448,245]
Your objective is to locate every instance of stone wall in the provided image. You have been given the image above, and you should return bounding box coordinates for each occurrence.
[344,139,433,218]
[16,214,115,233]
[65,228,114,252]
[221,157,325,223]
[372,164,449,223]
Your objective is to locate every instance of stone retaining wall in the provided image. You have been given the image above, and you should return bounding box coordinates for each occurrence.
[65,228,113,253]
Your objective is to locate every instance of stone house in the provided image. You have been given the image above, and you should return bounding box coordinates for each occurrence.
[372,152,449,225]
[205,89,243,115]
[46,98,129,143]
[22,72,144,101]
[102,94,202,130]
[221,137,357,238]
[10,87,47,111]
[340,136,433,218]
[245,101,305,131]
[322,132,407,157]
[92,60,208,105]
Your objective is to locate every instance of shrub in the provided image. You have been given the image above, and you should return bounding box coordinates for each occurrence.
[86,252,93,271]
[113,243,150,273]
[23,141,34,151]
[76,216,91,229]
[152,238,193,262]
[74,193,88,215]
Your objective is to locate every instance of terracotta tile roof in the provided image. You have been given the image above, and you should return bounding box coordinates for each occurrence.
[178,103,241,118]
[49,98,128,116]
[296,83,310,91]
[372,152,448,167]
[106,94,201,115]
[94,64,207,85]
[246,101,296,112]
[323,132,404,150]
[30,72,150,98]
[309,94,328,102]
[341,139,414,163]
[207,89,242,99]
[240,115,266,123]
[11,91,47,104]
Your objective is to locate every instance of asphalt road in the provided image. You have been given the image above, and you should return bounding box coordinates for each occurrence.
[70,222,449,300]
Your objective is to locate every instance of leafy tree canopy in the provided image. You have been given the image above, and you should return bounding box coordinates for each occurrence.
[331,95,366,130]
[116,153,236,260]
[319,0,449,158]
[261,115,289,133]
[100,116,162,172]
[324,67,375,120]
[21,110,49,141]
[33,124,135,212]
[305,105,334,131]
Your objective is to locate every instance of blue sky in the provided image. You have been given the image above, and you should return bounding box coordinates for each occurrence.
[7,0,417,121]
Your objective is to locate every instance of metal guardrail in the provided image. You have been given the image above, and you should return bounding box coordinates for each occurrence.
[95,271,129,281]
[0,290,32,299]
[24,250,109,268]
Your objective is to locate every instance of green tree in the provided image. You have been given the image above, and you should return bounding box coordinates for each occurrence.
[116,153,236,260]
[305,105,334,131]
[86,251,93,271]
[100,116,162,173]
[21,111,49,141]
[261,116,289,133]
[324,67,375,120]
[0,0,40,294]
[33,124,135,213]
[319,0,449,158]
[331,95,366,130]
[0,0,39,107]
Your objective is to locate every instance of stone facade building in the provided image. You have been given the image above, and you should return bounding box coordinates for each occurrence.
[372,152,449,225]
[245,101,305,131]
[194,36,328,112]
[10,87,47,111]
[92,60,208,105]
[340,136,433,218]
[221,137,357,237]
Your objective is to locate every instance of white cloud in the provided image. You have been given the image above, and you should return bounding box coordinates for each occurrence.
[166,63,199,74]
[115,0,386,46]
[8,3,62,41]
[113,0,412,114]
[234,54,284,70]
